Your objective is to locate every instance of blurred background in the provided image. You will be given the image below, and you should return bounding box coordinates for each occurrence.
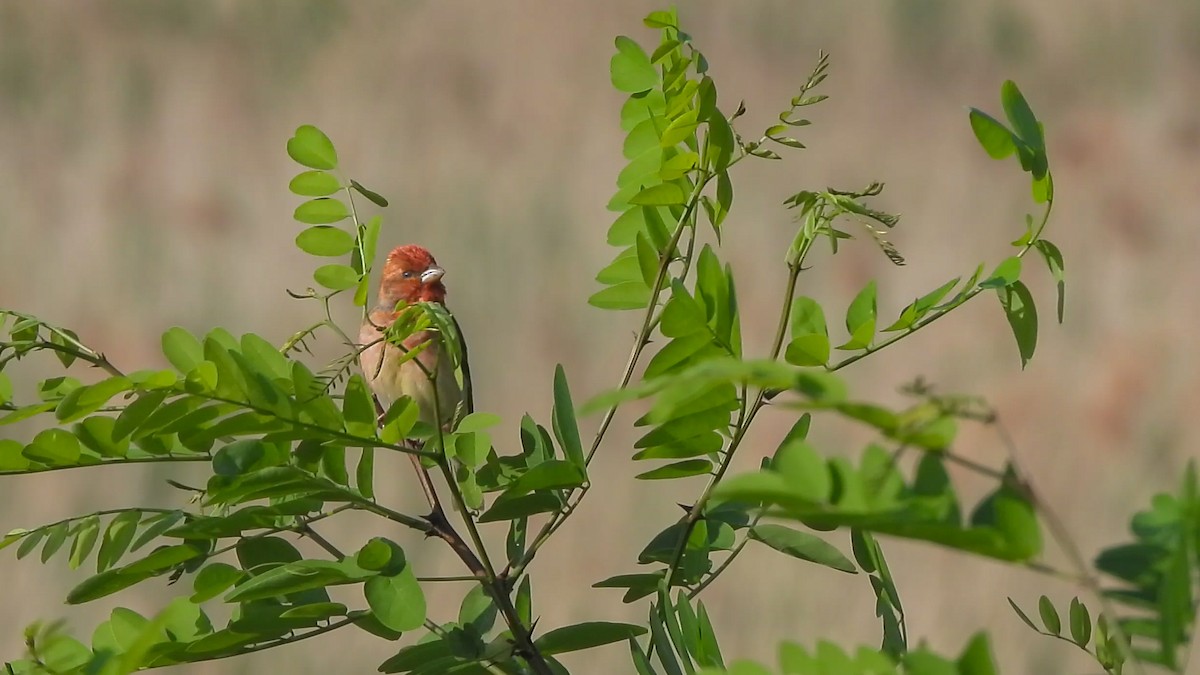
[1,1,1198,672]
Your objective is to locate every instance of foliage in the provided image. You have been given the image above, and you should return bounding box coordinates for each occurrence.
[0,7,1194,675]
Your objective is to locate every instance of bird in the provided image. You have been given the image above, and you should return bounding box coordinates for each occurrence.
[359,244,465,428]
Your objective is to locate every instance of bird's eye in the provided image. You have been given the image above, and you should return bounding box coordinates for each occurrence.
[401,271,414,279]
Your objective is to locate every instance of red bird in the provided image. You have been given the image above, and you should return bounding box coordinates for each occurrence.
[359,245,464,426]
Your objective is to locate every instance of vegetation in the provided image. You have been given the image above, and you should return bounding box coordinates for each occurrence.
[1,8,1195,675]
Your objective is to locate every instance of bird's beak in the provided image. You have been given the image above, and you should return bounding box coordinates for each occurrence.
[420,266,445,284]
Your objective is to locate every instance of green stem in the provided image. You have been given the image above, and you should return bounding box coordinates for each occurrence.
[0,454,212,477]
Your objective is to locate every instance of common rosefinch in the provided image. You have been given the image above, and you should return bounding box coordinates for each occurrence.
[359,244,464,426]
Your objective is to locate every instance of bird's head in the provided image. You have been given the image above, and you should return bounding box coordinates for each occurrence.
[378,244,447,307]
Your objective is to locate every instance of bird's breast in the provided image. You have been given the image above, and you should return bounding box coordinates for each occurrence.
[359,322,462,425]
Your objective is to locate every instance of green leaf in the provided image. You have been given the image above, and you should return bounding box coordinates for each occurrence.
[342,374,377,438]
[280,602,348,622]
[630,182,687,206]
[288,170,341,196]
[294,198,350,225]
[1038,595,1061,635]
[996,281,1038,368]
[15,527,46,559]
[355,538,394,572]
[112,390,169,441]
[479,492,561,523]
[190,562,243,603]
[236,535,301,570]
[636,459,712,480]
[611,36,658,93]
[455,412,501,433]
[357,447,375,499]
[596,248,645,286]
[775,440,832,503]
[660,151,698,181]
[713,171,733,230]
[1000,81,1043,152]
[506,460,586,496]
[456,584,497,636]
[1068,597,1091,647]
[1033,240,1065,323]
[350,179,389,207]
[660,109,700,148]
[552,365,587,472]
[953,633,998,675]
[295,226,355,257]
[67,554,171,604]
[836,281,876,350]
[211,439,269,477]
[364,567,426,632]
[749,524,856,573]
[24,429,81,465]
[122,543,203,575]
[979,256,1022,289]
[225,559,368,603]
[68,515,100,569]
[91,606,151,656]
[589,281,651,310]
[968,109,1016,160]
[313,264,361,291]
[785,297,829,367]
[162,327,204,373]
[129,511,184,552]
[287,125,338,170]
[535,621,647,656]
[377,640,453,672]
[649,600,684,675]
[643,10,677,28]
[96,511,140,572]
[624,117,665,161]
[54,376,133,422]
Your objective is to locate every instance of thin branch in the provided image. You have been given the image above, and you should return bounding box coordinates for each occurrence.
[0,454,212,477]
[1,507,180,543]
[297,523,344,561]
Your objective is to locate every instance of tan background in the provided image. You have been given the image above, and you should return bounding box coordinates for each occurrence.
[1,1,1198,673]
